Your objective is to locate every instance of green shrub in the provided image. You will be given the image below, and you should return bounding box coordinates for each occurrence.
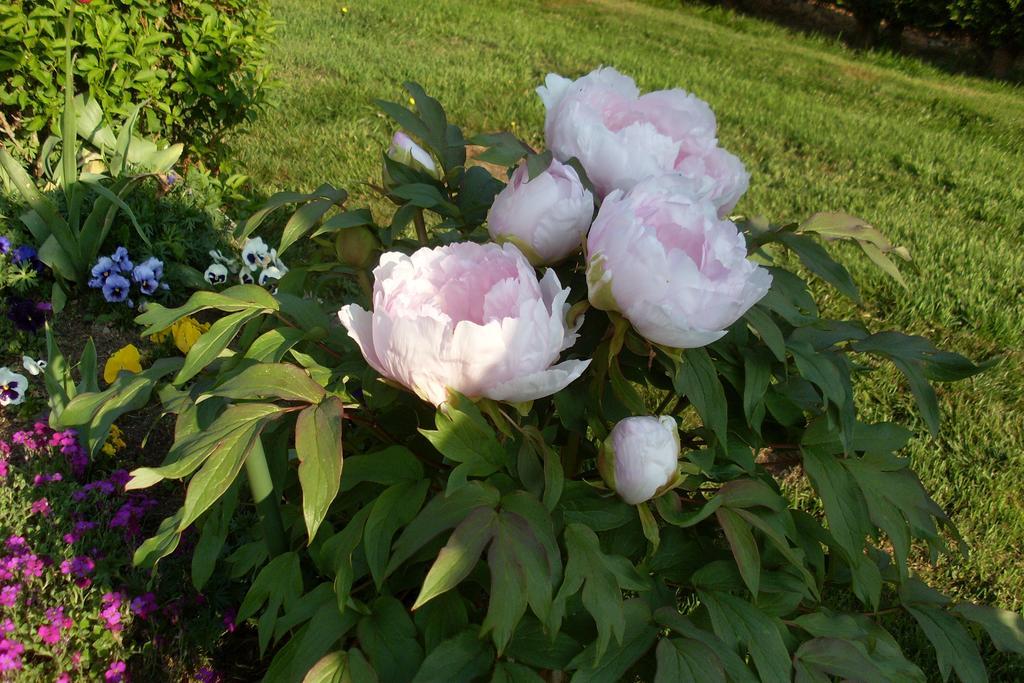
[948,0,1024,51]
[54,82,1024,681]
[0,0,277,161]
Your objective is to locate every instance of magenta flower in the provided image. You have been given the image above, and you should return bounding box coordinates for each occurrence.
[0,585,19,607]
[104,660,127,682]
[0,637,25,672]
[30,498,51,516]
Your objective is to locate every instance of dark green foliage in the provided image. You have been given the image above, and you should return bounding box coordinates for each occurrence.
[0,0,277,161]
[53,84,1024,682]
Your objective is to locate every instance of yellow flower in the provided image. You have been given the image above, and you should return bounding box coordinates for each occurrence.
[171,316,210,354]
[101,424,127,456]
[149,328,171,344]
[104,344,142,385]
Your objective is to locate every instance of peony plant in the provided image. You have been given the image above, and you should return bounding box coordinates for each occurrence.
[53,70,1022,682]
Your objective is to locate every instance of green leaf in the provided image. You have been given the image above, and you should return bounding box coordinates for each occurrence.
[716,507,760,596]
[698,590,792,683]
[174,307,267,385]
[363,479,430,588]
[278,185,348,255]
[128,402,283,489]
[413,507,497,609]
[567,599,658,683]
[179,418,273,531]
[794,637,889,681]
[296,397,345,543]
[553,524,647,662]
[238,552,304,655]
[76,337,99,395]
[0,146,66,240]
[906,605,987,683]
[136,284,279,337]
[654,637,726,683]
[469,132,532,167]
[211,362,326,403]
[953,603,1024,655]
[44,324,74,422]
[490,662,544,683]
[340,446,424,492]
[302,651,349,683]
[777,232,860,302]
[191,485,239,591]
[412,630,494,683]
[357,596,424,683]
[421,394,508,491]
[483,508,559,654]
[654,609,758,683]
[133,508,184,570]
[673,347,727,446]
[58,358,182,456]
[743,305,786,362]
[388,482,501,576]
[244,328,308,363]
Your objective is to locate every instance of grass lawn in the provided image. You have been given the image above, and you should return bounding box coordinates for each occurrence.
[230,0,1024,675]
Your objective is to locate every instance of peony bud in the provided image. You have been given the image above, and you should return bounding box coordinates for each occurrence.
[335,227,380,269]
[338,241,591,407]
[385,131,440,182]
[487,159,594,266]
[599,416,680,505]
[586,174,771,349]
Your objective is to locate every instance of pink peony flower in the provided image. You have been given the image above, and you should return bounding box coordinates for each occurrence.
[599,416,681,505]
[537,66,748,213]
[487,158,594,266]
[586,175,771,349]
[339,242,591,406]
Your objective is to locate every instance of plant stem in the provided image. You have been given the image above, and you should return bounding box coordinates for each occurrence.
[413,209,428,245]
[356,269,373,303]
[244,438,287,557]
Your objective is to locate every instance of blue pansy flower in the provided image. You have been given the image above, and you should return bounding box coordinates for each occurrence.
[137,256,164,281]
[102,274,131,303]
[131,265,158,296]
[111,246,133,272]
[0,236,10,255]
[90,257,118,286]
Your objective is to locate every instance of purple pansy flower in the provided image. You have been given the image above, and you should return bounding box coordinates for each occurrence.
[5,297,51,332]
[0,236,10,254]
